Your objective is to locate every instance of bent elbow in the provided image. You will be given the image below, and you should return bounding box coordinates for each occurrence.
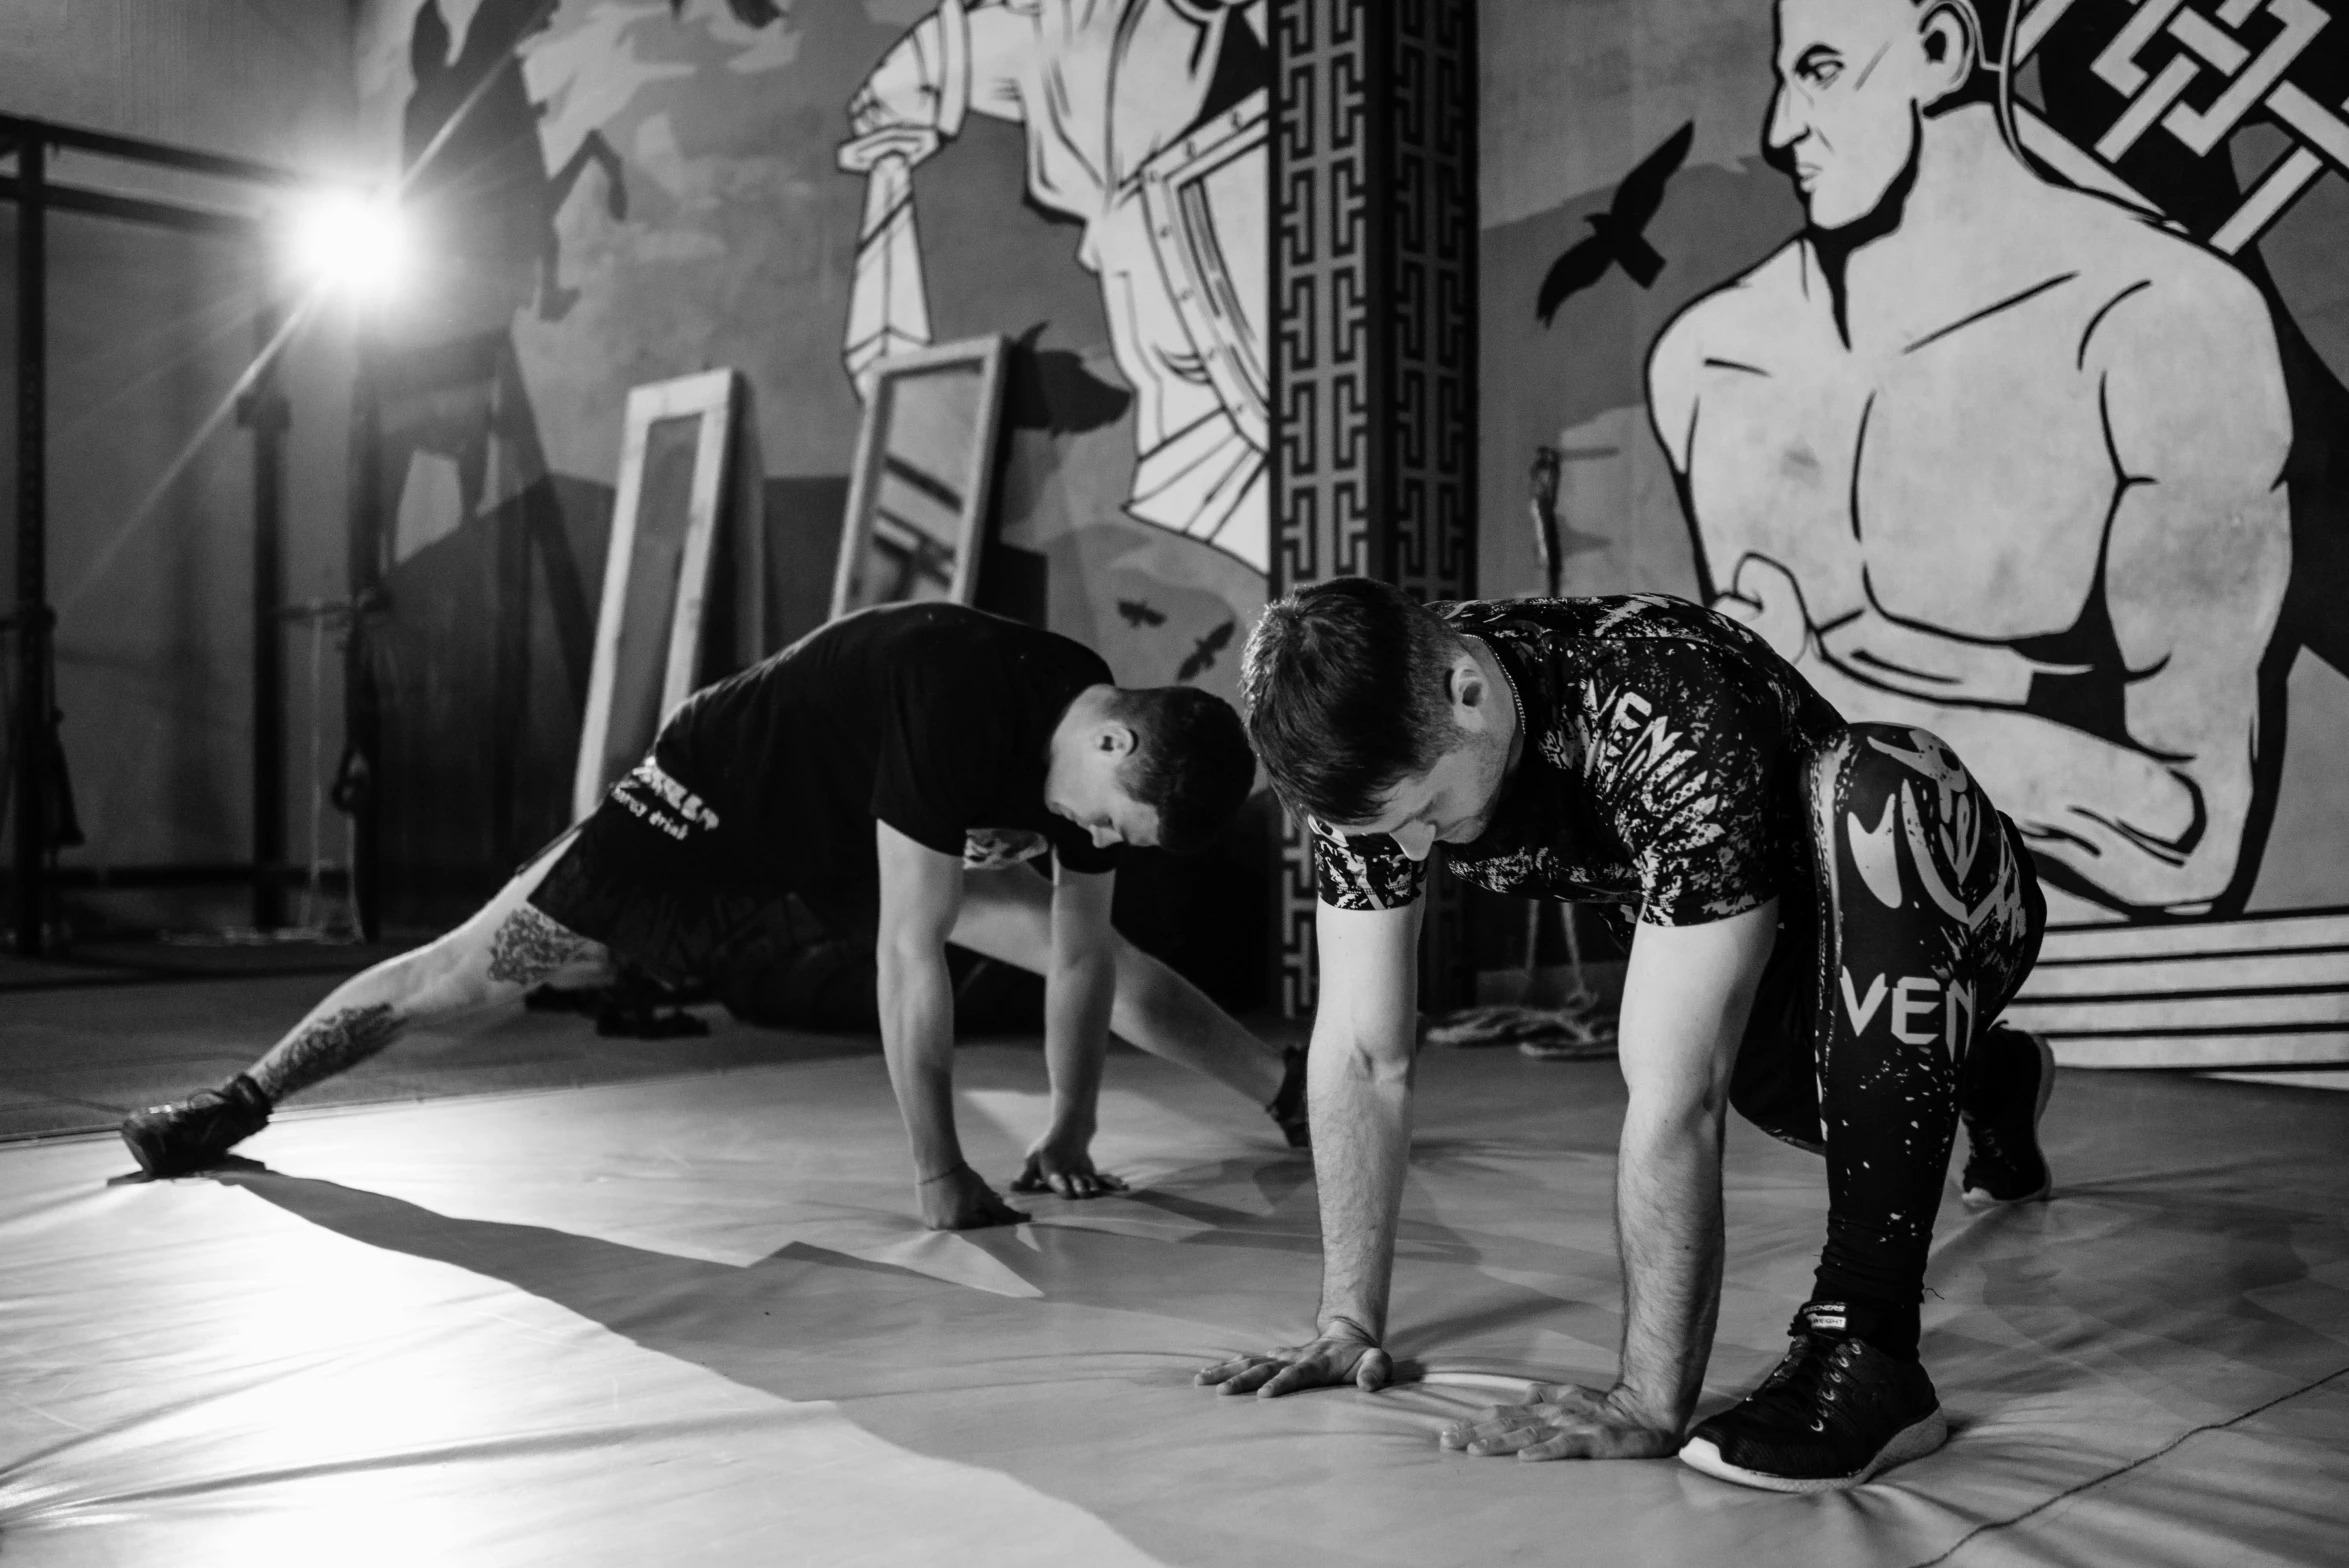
[1328,1036,1416,1091]
[2081,769,2249,916]
[1625,1083,1730,1156]
[876,932,946,984]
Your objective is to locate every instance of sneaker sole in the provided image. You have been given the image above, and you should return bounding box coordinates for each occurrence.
[120,1117,248,1178]
[119,1121,175,1177]
[1678,1407,1949,1493]
[1960,1032,2056,1208]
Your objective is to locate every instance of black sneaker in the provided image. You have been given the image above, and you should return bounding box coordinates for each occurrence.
[121,1074,272,1176]
[1960,1026,2055,1207]
[1267,1045,1310,1149]
[1680,1320,1947,1492]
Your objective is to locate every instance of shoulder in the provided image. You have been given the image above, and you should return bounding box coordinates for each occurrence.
[926,604,1096,665]
[2048,203,2290,458]
[1453,592,1757,663]
[1572,600,1818,741]
[883,605,1071,684]
[2032,193,2272,350]
[1583,593,1753,651]
[1648,242,1811,455]
[1438,597,1537,640]
[842,610,1017,744]
[1651,242,1811,370]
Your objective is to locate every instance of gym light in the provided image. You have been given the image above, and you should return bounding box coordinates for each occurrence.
[282,189,413,301]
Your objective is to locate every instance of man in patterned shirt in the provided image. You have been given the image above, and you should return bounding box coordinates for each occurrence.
[1196,577,2053,1492]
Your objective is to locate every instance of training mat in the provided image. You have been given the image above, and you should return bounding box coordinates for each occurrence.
[2,1048,2345,1566]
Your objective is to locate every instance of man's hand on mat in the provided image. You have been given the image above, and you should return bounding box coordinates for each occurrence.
[1193,1320,1391,1397]
[1010,1134,1129,1200]
[919,1163,1031,1230]
[1438,1383,1681,1461]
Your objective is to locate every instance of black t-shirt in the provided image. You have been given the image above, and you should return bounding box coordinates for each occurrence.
[1311,594,1845,942]
[648,602,1120,908]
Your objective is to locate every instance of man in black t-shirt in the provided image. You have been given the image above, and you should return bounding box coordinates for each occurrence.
[1198,579,2052,1493]
[124,605,1305,1229]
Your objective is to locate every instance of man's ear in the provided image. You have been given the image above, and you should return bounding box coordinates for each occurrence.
[1093,721,1138,759]
[1916,0,1980,105]
[1446,651,1492,725]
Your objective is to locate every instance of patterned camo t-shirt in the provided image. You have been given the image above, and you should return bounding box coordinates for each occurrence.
[1310,595,1846,936]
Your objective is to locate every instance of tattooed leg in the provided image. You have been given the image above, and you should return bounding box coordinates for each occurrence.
[485,904,600,987]
[245,902,599,1104]
[249,1002,402,1101]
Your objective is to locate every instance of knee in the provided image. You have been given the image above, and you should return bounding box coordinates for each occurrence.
[1820,724,2010,903]
[411,935,505,1010]
[1816,723,1980,817]
[1110,933,1166,993]
[1109,937,1189,1015]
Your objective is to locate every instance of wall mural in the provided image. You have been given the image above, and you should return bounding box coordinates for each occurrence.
[1484,0,2349,1067]
[835,0,1271,575]
[352,0,1272,928]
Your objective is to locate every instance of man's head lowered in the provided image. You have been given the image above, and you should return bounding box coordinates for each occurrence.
[1240,577,1516,863]
[1046,684,1256,854]
[1766,0,2010,230]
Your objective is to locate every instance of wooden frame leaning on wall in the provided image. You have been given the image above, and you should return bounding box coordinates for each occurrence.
[571,367,764,824]
[828,334,1008,622]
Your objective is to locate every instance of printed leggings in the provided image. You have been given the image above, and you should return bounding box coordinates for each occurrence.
[1729,722,2047,1310]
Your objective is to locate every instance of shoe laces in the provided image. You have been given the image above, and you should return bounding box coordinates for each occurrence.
[1746,1336,1867,1438]
[1966,1119,2018,1169]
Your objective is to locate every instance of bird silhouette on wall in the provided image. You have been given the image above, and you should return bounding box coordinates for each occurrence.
[1177,619,1237,683]
[1535,121,1695,326]
[1117,598,1168,628]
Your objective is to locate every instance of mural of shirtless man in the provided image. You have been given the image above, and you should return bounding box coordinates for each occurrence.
[1648,0,2294,919]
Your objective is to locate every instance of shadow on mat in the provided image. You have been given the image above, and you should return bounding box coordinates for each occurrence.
[1932,1178,2349,1391]
[210,1161,1562,1359]
[213,1162,1623,1396]
[205,1166,1508,1566]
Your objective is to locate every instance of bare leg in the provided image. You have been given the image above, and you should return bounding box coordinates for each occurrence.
[249,853,606,1103]
[952,868,1284,1106]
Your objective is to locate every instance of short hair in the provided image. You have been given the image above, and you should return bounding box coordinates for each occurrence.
[1238,576,1458,825]
[1108,686,1256,855]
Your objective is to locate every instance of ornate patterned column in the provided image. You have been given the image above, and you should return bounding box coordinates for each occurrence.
[1269,0,1477,1016]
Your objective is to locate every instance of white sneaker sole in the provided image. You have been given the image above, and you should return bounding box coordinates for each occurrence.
[1678,1407,1949,1493]
[1961,1032,2056,1208]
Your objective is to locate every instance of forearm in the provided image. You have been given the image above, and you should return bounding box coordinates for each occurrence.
[878,943,963,1177]
[1798,657,2205,857]
[1815,613,2046,707]
[1042,949,1116,1139]
[1311,1027,1415,1339]
[1612,1096,1727,1430]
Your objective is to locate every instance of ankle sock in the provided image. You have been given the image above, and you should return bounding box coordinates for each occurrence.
[1793,1295,1920,1362]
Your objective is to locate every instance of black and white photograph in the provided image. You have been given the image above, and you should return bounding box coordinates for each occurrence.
[2,0,2344,1561]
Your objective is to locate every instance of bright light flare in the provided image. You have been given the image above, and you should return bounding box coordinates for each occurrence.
[282,190,414,301]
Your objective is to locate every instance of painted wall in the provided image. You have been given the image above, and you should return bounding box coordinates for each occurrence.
[1480,0,2349,1065]
[2,0,359,934]
[351,0,1270,992]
